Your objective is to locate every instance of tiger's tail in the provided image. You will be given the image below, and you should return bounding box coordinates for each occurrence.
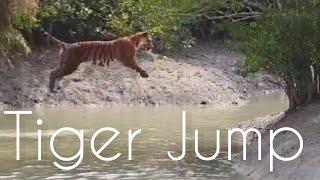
[41,29,68,48]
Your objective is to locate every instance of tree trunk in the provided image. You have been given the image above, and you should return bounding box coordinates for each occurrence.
[0,0,11,30]
[313,65,320,98]
[0,0,14,69]
[285,75,312,110]
[285,77,298,110]
[305,74,314,103]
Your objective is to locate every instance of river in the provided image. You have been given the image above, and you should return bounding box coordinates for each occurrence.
[0,91,288,179]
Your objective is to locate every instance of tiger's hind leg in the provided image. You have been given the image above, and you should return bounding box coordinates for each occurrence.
[49,64,79,92]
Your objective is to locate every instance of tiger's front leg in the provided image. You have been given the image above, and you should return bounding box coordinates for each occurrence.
[122,57,149,78]
[106,57,113,66]
[98,57,113,67]
[98,60,105,67]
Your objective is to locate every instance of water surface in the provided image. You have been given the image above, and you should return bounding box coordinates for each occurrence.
[0,91,288,179]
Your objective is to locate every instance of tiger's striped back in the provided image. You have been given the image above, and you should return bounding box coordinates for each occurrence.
[61,41,116,65]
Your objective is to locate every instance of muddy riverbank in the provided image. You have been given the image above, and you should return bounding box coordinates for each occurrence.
[0,41,281,109]
[235,101,320,180]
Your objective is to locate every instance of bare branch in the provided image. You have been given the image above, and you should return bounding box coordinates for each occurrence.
[202,12,263,21]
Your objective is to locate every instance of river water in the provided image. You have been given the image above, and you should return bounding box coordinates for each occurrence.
[0,91,288,179]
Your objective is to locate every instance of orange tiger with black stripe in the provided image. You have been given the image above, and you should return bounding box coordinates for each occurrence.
[42,30,153,92]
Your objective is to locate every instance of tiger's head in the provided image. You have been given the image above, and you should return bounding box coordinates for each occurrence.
[130,32,154,52]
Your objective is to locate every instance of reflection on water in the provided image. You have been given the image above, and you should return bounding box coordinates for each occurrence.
[0,91,288,179]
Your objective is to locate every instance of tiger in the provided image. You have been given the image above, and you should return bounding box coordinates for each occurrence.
[42,30,153,92]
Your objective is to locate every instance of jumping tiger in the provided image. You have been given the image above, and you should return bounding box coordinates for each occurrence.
[42,30,153,92]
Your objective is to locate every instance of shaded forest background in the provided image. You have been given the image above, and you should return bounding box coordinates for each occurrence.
[0,0,319,109]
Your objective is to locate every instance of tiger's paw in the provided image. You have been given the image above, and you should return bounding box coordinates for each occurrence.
[140,71,149,78]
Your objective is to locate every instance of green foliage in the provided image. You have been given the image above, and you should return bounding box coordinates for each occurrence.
[11,11,38,32]
[109,0,197,50]
[229,4,319,77]
[0,29,31,55]
[39,0,198,50]
[185,0,267,39]
[0,0,34,58]
[39,0,120,40]
[228,1,320,107]
[37,0,270,50]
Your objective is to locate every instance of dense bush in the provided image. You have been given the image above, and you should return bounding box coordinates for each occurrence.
[110,0,273,49]
[39,0,118,41]
[0,0,36,68]
[229,1,320,108]
[39,0,199,50]
[3,0,270,66]
[38,0,269,50]
[110,0,200,50]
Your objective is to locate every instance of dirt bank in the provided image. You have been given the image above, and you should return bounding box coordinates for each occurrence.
[0,41,280,109]
[235,102,320,180]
